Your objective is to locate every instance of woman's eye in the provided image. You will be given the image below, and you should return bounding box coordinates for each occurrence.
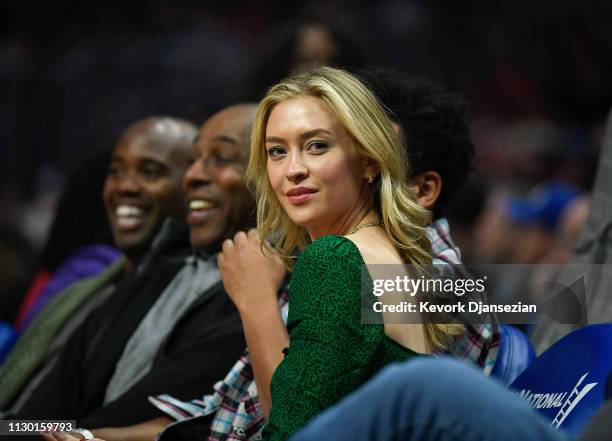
[267,146,286,158]
[307,141,328,153]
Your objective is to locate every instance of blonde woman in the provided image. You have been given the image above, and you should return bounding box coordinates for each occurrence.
[218,67,459,441]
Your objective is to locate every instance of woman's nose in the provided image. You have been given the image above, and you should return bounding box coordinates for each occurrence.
[286,151,308,183]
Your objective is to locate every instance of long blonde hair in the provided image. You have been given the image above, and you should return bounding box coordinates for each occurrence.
[247,66,460,349]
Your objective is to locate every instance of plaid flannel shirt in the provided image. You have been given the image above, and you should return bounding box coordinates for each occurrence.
[428,219,500,374]
[150,218,500,440]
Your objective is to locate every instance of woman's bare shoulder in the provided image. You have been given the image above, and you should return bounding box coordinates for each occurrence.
[344,229,403,266]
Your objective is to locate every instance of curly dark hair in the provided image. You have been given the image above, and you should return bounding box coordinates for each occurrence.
[359,67,475,219]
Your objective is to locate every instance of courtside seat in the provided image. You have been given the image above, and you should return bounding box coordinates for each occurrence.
[510,324,612,437]
[492,324,536,385]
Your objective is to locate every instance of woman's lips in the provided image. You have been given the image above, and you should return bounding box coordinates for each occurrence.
[286,190,317,204]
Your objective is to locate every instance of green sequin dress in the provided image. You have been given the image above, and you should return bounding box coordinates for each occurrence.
[262,235,419,441]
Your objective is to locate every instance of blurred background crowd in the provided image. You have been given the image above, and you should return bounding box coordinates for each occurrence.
[1,0,611,322]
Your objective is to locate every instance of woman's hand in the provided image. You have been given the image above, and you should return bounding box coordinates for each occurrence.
[218,228,286,313]
[218,229,289,417]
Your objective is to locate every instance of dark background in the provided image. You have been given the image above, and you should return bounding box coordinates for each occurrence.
[1,0,611,314]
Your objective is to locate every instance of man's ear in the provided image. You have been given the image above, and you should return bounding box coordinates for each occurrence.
[409,171,442,209]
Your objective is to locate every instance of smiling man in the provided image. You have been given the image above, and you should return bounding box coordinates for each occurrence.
[0,117,196,415]
[9,106,259,441]
[184,105,256,252]
[104,118,195,263]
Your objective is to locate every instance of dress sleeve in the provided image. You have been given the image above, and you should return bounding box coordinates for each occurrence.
[262,237,380,441]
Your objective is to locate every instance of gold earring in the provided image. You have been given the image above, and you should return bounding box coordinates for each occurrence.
[368,175,374,184]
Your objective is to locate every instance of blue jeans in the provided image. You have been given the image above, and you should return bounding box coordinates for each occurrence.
[291,358,572,441]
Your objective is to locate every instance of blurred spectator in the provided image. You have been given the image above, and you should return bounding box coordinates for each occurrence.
[473,187,517,264]
[478,182,584,332]
[539,195,590,265]
[0,225,36,322]
[243,18,371,100]
[507,182,582,264]
[446,173,490,264]
[526,195,590,317]
[13,149,118,329]
[533,108,612,352]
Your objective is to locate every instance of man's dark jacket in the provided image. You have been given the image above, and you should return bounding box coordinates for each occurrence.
[14,219,245,428]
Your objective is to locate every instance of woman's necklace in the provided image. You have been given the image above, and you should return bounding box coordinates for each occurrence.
[348,219,383,235]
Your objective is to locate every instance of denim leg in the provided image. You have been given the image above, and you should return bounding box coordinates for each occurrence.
[291,358,572,441]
